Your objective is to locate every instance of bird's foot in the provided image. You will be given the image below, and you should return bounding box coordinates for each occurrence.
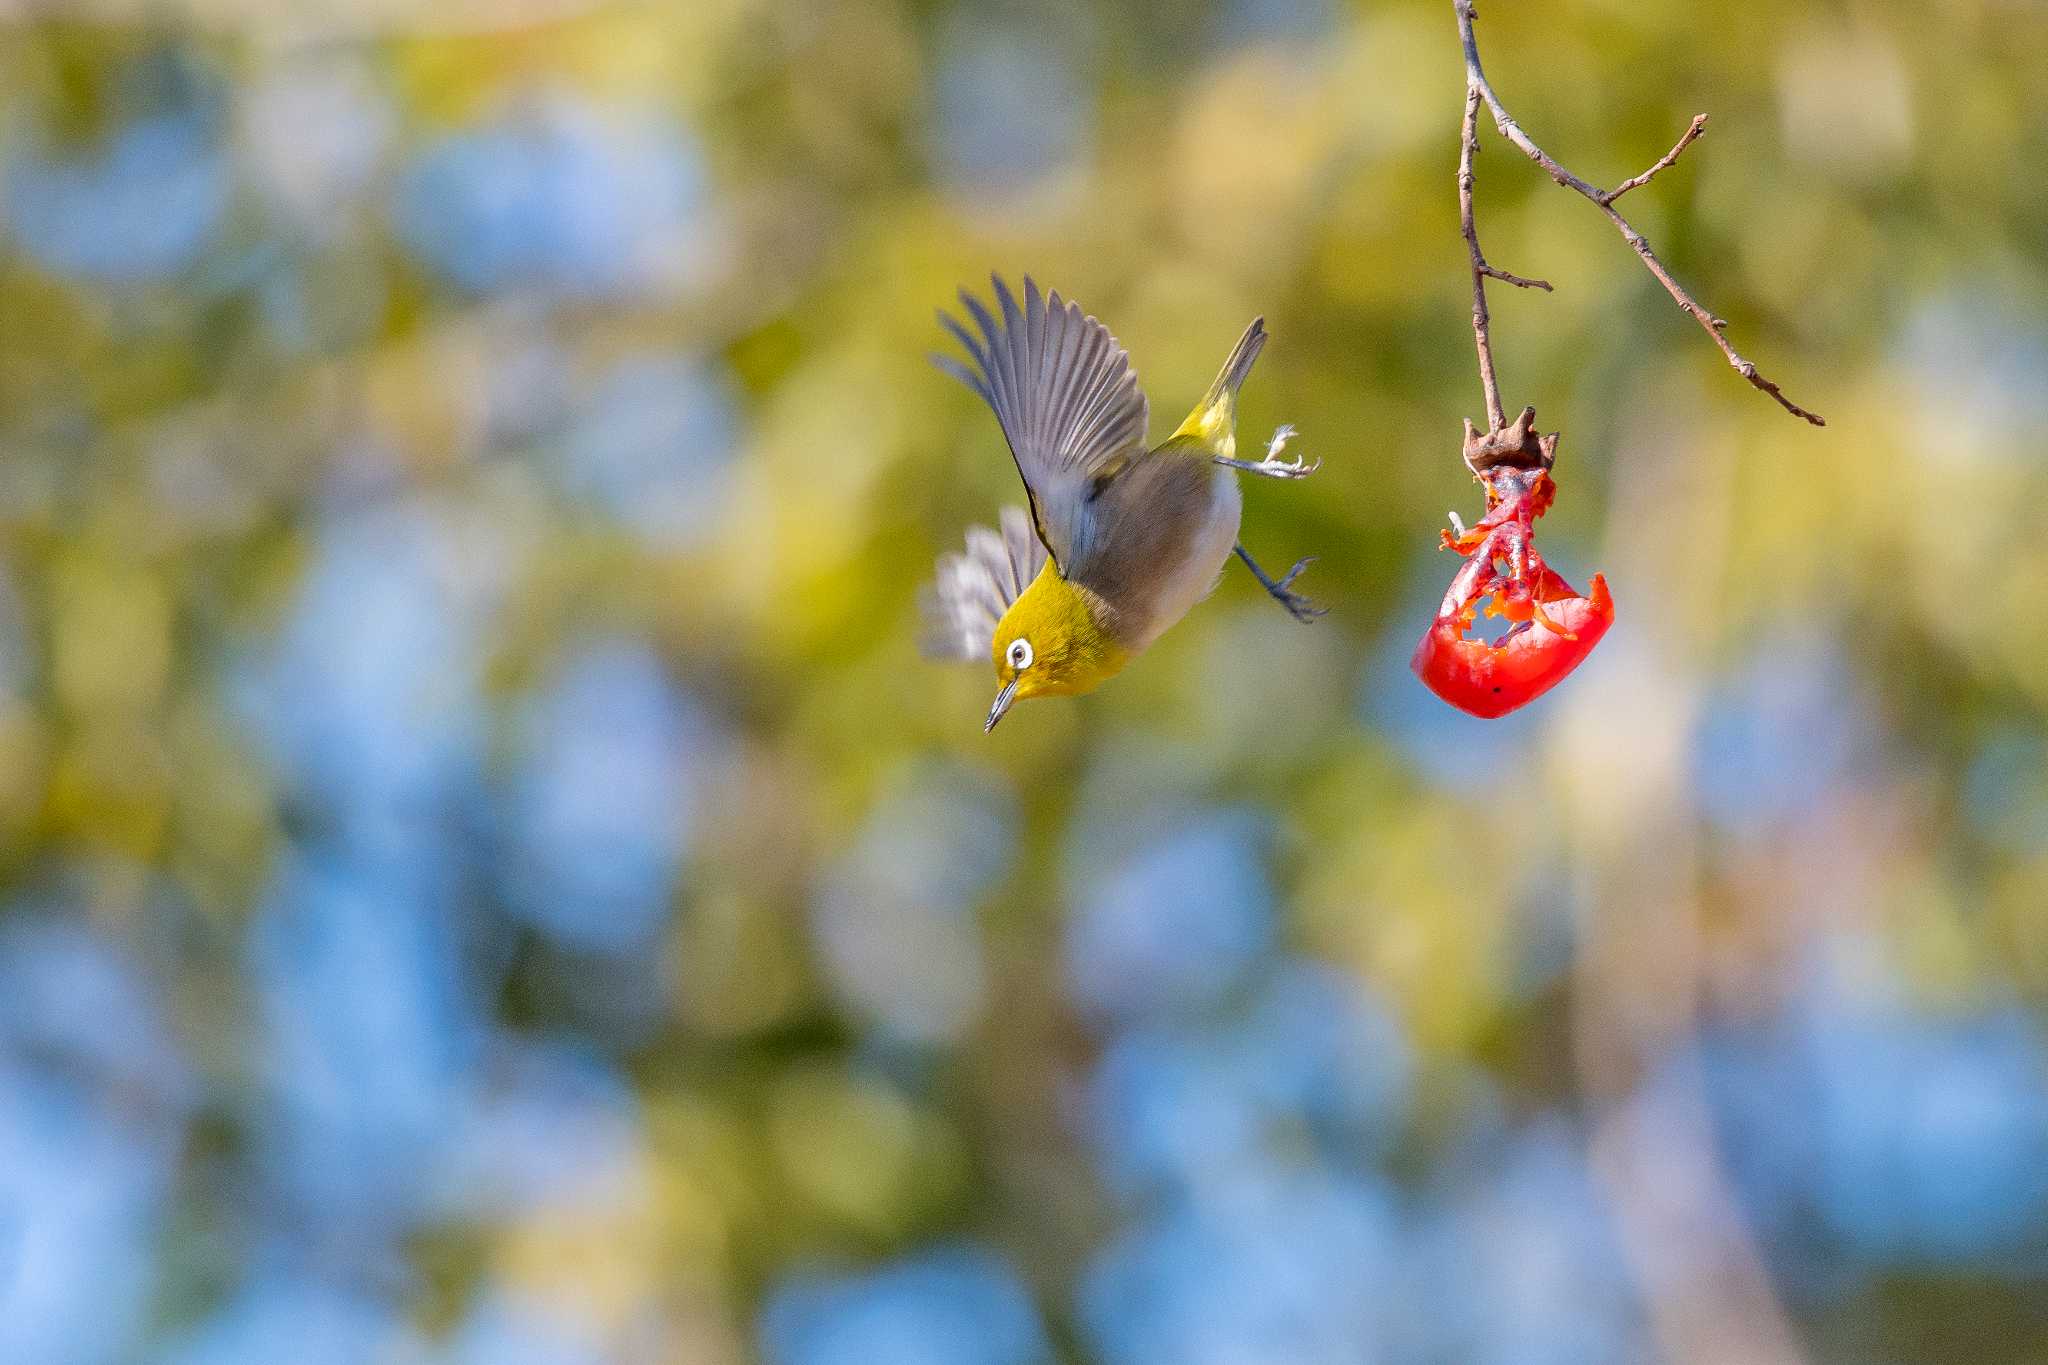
[1269,556,1326,622]
[1216,424,1320,478]
[1234,543,1325,622]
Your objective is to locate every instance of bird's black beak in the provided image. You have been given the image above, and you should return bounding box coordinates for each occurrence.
[985,679,1019,733]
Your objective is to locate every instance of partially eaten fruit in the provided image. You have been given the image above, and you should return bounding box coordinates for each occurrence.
[1411,407,1615,718]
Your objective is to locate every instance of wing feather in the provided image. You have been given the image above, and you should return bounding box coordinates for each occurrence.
[919,505,1050,662]
[933,274,1149,570]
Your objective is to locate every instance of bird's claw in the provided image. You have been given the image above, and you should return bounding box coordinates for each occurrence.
[1272,556,1325,622]
[1274,589,1325,623]
[1256,424,1320,478]
[1222,424,1320,479]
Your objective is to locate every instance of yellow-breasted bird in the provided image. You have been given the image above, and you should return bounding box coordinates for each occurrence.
[921,275,1321,731]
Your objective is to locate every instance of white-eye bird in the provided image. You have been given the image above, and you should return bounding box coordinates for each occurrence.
[921,275,1321,731]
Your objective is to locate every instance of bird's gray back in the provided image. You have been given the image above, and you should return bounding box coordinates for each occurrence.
[1065,439,1241,648]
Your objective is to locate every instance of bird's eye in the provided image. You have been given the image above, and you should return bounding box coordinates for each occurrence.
[1007,638,1033,670]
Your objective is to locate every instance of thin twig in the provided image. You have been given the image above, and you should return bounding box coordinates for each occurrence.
[1459,86,1505,432]
[1453,0,1824,426]
[1603,114,1708,204]
[1459,85,1552,432]
[1483,263,1553,290]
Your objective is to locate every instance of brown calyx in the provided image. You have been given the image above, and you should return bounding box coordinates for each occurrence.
[1461,404,1560,474]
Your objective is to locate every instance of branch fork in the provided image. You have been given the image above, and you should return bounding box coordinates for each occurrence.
[1453,0,1823,432]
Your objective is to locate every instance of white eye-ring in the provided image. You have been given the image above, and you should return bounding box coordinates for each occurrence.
[1007,638,1033,670]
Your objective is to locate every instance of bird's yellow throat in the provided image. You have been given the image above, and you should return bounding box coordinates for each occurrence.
[990,560,1130,702]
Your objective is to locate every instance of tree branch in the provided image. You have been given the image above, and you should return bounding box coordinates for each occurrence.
[1459,85,1505,433]
[1459,85,1552,433]
[1453,0,1824,427]
[1603,114,1709,204]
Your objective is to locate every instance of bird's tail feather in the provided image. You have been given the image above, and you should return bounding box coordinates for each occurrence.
[1172,317,1266,451]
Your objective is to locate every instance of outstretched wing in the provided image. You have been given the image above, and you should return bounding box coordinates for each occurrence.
[933,275,1150,572]
[919,505,1048,661]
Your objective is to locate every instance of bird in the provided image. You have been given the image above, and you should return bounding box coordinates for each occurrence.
[920,275,1321,732]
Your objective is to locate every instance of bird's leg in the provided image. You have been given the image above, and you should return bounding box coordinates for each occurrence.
[1214,424,1320,478]
[1233,543,1325,622]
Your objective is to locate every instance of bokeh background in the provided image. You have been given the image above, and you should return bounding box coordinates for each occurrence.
[0,0,2044,1361]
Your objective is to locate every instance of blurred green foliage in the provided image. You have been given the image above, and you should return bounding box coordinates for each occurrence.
[0,0,2046,1361]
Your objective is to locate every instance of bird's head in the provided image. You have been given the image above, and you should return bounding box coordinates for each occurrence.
[984,563,1127,731]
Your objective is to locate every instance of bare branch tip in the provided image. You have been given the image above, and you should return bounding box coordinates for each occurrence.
[1482,263,1555,291]
[1452,0,1821,429]
[1769,386,1828,426]
[1602,114,1711,203]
